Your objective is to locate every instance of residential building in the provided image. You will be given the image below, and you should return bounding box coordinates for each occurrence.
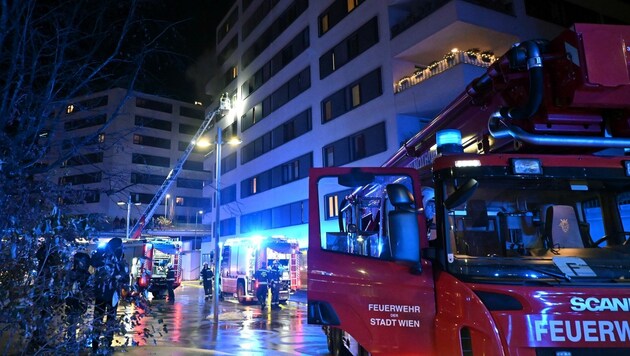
[52,88,212,278]
[202,0,630,259]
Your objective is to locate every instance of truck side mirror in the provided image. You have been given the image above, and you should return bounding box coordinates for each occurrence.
[444,179,478,210]
[386,184,421,271]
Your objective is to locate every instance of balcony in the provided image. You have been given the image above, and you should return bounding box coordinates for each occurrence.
[394,48,496,93]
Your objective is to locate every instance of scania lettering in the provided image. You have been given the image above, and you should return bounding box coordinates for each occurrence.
[307,24,630,355]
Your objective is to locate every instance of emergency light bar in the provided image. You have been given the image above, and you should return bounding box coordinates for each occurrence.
[436,129,463,155]
[511,158,542,174]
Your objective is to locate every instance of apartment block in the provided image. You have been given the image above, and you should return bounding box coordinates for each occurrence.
[201,0,630,253]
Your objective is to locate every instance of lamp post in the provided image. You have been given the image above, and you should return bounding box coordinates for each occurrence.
[118,195,140,239]
[195,210,203,250]
[213,126,223,324]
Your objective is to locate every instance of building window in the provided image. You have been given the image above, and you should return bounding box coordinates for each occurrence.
[282,160,300,184]
[327,194,339,219]
[347,0,358,11]
[320,14,329,34]
[132,153,170,167]
[321,67,382,123]
[133,134,171,149]
[324,147,335,167]
[323,122,386,167]
[252,177,257,194]
[351,84,361,107]
[176,197,185,206]
[136,97,172,113]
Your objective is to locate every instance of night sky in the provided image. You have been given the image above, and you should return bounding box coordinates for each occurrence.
[132,1,234,103]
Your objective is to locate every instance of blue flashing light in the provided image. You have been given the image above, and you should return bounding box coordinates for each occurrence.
[436,129,463,155]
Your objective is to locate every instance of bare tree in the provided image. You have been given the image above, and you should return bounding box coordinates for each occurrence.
[0,0,177,353]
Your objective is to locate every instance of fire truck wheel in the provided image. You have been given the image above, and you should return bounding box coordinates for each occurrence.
[237,282,246,304]
[330,328,351,356]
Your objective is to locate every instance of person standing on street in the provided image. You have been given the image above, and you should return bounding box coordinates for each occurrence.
[65,251,92,352]
[166,263,176,304]
[91,237,129,352]
[269,260,282,309]
[254,262,269,309]
[200,262,213,300]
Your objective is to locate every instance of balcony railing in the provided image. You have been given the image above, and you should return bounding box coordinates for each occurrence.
[394,50,496,93]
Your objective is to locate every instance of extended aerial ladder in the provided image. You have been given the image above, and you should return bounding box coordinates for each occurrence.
[128,94,231,240]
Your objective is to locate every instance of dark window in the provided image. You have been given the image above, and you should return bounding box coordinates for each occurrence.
[242,0,308,68]
[240,153,312,198]
[62,152,104,167]
[131,173,167,185]
[179,123,199,135]
[58,171,102,185]
[218,35,238,65]
[240,200,308,233]
[179,106,204,120]
[136,97,172,113]
[66,95,108,114]
[221,152,237,174]
[318,0,366,36]
[62,133,106,150]
[132,153,170,167]
[242,0,280,39]
[319,17,378,79]
[135,115,172,131]
[133,134,171,149]
[177,178,204,189]
[242,27,309,99]
[219,217,236,236]
[322,122,386,167]
[220,184,237,205]
[218,7,239,44]
[242,67,311,132]
[321,67,381,123]
[64,114,107,131]
[183,160,205,172]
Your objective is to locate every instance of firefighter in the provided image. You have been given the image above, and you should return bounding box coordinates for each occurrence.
[269,260,282,309]
[200,262,213,300]
[91,237,129,352]
[65,251,92,352]
[166,263,176,303]
[254,262,269,309]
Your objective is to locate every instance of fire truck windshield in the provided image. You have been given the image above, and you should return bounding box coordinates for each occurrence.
[442,175,630,283]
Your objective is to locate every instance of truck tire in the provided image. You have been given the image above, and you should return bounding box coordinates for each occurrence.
[237,281,246,304]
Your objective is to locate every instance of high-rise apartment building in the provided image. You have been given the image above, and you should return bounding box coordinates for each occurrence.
[202,0,630,254]
[54,88,212,243]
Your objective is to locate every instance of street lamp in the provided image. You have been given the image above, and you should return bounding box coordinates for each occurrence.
[117,196,141,239]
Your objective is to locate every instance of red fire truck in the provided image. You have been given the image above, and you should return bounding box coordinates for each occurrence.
[307,24,630,355]
[220,236,300,304]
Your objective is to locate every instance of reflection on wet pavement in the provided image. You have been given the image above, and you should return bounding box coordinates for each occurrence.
[113,282,330,355]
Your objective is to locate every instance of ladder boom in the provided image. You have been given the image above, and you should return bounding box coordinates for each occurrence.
[129,96,230,239]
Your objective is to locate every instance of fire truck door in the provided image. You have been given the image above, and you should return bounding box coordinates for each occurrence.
[307,167,437,354]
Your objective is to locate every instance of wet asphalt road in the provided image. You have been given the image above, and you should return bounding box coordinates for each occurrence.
[112,282,331,355]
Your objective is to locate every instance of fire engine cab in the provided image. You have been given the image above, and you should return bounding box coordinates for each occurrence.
[307,24,630,355]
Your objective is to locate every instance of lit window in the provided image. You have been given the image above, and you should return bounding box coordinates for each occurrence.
[252,177,257,194]
[327,195,339,218]
[332,52,336,71]
[133,134,142,144]
[232,66,238,79]
[67,104,74,114]
[98,133,105,143]
[176,197,184,206]
[351,84,361,107]
[321,14,329,34]
[347,0,357,12]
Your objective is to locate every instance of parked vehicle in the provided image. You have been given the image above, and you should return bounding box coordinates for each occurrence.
[307,24,630,355]
[220,236,300,304]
